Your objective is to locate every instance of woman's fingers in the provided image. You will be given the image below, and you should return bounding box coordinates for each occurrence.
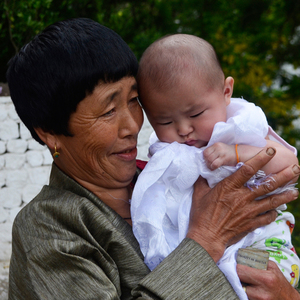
[242,163,299,217]
[227,210,279,246]
[236,261,300,300]
[224,148,300,212]
[193,175,211,196]
[224,147,299,193]
[188,148,300,262]
[236,263,261,286]
[251,189,298,217]
[250,164,300,199]
[225,148,276,189]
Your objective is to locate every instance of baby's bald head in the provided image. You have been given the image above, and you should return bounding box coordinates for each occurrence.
[137,34,225,101]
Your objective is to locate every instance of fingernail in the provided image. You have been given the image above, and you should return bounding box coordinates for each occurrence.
[292,190,299,199]
[266,147,275,156]
[292,164,300,174]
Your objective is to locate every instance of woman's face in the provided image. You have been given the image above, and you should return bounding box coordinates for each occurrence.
[55,77,143,190]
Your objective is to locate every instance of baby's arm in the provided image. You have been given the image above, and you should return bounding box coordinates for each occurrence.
[203,139,299,182]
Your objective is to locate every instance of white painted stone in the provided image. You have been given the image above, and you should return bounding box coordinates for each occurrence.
[43,149,53,165]
[0,140,6,154]
[137,129,152,148]
[0,244,12,265]
[8,206,24,223]
[137,145,149,161]
[6,169,28,189]
[0,187,22,208]
[0,104,8,121]
[26,150,44,167]
[0,207,9,223]
[22,184,43,203]
[7,139,28,153]
[7,103,19,120]
[20,123,32,140]
[0,222,12,243]
[137,114,152,147]
[0,119,19,141]
[0,96,12,104]
[137,120,152,161]
[0,243,12,263]
[5,153,26,170]
[28,138,46,151]
[28,166,50,185]
[0,170,5,187]
[0,156,4,170]
[0,262,10,289]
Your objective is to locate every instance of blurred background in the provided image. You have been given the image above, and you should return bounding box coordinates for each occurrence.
[0,0,300,251]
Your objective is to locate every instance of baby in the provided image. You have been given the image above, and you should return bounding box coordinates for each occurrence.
[131,34,299,299]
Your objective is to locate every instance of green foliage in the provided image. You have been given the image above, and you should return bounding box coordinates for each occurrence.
[0,0,98,81]
[1,0,300,252]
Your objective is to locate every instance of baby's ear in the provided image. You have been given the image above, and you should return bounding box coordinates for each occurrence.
[224,76,234,105]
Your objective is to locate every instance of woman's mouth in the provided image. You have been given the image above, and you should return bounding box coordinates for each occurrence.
[115,147,137,161]
[122,149,133,153]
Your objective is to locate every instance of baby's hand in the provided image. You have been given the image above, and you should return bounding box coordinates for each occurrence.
[203,143,237,170]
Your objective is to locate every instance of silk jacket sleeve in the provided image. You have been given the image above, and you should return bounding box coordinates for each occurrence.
[9,164,238,300]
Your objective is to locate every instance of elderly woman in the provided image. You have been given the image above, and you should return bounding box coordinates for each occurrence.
[6,18,300,300]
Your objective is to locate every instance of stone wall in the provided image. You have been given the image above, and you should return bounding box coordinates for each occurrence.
[0,96,52,261]
[0,96,152,263]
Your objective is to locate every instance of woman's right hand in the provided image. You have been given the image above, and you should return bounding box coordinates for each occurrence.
[186,147,300,262]
[237,261,300,300]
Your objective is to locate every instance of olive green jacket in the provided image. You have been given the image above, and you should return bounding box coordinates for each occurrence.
[9,163,238,300]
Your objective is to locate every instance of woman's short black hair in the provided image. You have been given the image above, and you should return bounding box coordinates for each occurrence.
[6,18,139,145]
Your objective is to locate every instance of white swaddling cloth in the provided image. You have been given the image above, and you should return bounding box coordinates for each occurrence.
[131,98,297,299]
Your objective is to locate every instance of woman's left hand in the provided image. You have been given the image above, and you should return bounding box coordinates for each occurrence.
[237,260,300,300]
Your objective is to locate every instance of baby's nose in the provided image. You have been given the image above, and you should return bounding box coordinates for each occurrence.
[177,124,193,136]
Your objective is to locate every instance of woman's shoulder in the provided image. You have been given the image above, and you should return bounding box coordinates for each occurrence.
[11,161,145,259]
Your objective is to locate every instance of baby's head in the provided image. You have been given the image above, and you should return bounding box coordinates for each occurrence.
[137,34,234,148]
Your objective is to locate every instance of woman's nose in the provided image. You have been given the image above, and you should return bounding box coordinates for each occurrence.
[120,106,143,137]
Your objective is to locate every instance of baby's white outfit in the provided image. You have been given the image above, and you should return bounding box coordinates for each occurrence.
[131,98,299,299]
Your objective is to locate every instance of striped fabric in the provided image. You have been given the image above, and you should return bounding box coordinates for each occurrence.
[9,163,240,299]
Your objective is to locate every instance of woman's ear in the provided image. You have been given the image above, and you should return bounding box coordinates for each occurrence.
[224,76,234,106]
[34,127,58,151]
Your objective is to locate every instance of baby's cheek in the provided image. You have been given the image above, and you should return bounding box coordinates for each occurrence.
[157,129,177,143]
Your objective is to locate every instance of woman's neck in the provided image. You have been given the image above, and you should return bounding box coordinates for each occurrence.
[58,164,133,223]
[93,186,132,225]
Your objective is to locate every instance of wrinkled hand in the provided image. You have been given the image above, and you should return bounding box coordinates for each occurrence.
[237,261,300,300]
[203,142,237,170]
[186,148,300,262]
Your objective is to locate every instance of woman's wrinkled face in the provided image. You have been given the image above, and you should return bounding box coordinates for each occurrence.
[56,77,143,189]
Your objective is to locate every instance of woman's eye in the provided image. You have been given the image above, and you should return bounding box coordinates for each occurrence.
[103,108,115,116]
[129,96,140,107]
[191,111,203,118]
[130,96,139,103]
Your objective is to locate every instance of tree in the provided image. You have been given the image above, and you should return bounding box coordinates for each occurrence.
[0,0,99,81]
[1,0,300,251]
